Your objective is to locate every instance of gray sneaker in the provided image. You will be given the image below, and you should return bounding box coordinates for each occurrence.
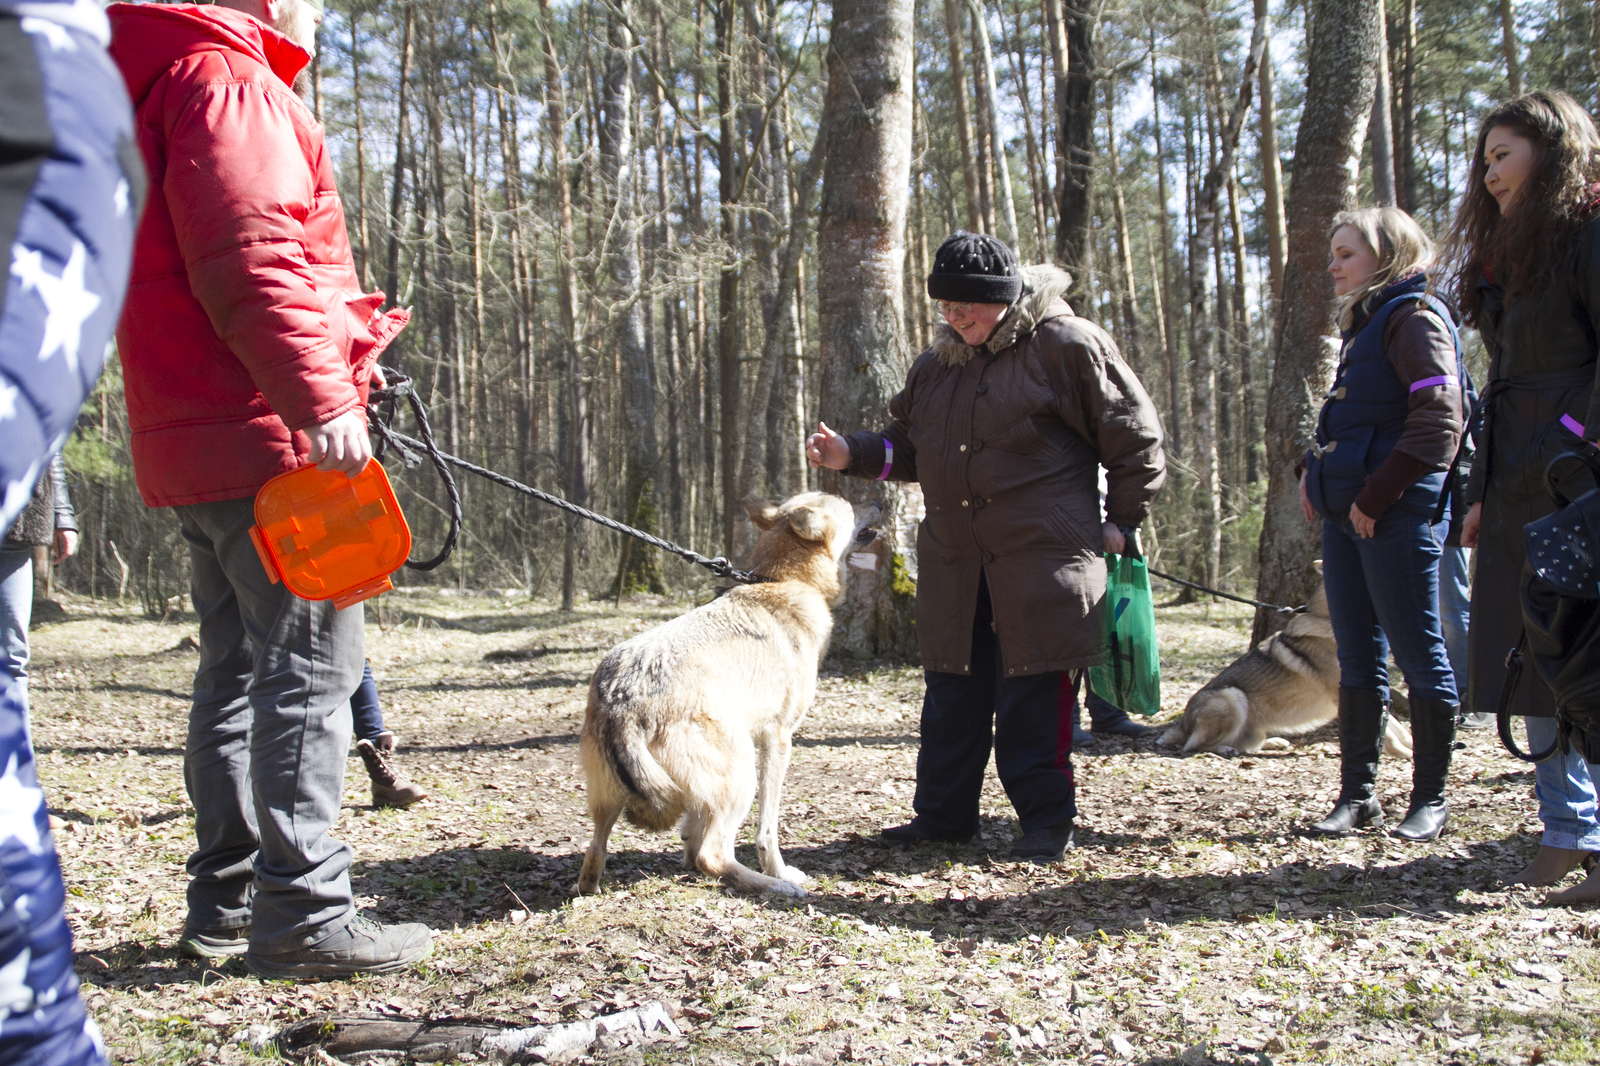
[1458,711,1495,731]
[178,926,251,959]
[244,915,434,979]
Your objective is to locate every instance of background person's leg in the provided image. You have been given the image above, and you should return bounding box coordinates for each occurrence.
[1523,716,1600,901]
[1438,547,1486,727]
[350,660,385,742]
[0,546,34,710]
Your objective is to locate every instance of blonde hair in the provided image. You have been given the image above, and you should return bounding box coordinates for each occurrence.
[1329,207,1435,331]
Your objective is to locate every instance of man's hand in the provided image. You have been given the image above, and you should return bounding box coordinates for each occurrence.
[1299,471,1315,523]
[805,422,851,471]
[1102,521,1126,555]
[309,409,372,477]
[52,529,77,565]
[1461,501,1482,548]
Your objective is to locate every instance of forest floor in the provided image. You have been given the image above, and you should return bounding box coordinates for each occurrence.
[27,585,1600,1065]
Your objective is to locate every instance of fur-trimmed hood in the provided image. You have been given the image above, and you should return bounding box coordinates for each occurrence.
[931,263,1074,366]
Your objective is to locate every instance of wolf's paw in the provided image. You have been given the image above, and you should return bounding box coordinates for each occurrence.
[1259,737,1292,752]
[765,878,807,899]
[1214,745,1241,757]
[778,865,811,888]
[1158,727,1184,747]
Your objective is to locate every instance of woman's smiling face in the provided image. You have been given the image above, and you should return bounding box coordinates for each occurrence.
[939,301,1010,346]
[1483,125,1537,215]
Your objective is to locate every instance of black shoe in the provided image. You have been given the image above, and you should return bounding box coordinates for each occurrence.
[1392,696,1455,841]
[879,821,976,846]
[1309,687,1387,836]
[1008,820,1076,864]
[1311,796,1384,835]
[1086,692,1153,737]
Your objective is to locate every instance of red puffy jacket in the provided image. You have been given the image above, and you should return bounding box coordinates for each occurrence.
[108,4,408,507]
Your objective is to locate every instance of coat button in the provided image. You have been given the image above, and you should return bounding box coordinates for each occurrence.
[962,500,969,507]
[959,444,968,452]
[972,440,984,452]
[982,552,995,563]
[976,383,989,394]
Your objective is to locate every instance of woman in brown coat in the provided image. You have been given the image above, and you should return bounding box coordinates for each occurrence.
[807,232,1166,863]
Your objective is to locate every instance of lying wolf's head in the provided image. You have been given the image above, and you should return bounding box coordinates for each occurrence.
[742,493,882,593]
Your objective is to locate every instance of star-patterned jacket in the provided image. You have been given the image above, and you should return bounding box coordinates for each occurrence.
[107,3,409,507]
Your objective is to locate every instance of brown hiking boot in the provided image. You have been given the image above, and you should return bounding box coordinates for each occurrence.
[357,735,428,807]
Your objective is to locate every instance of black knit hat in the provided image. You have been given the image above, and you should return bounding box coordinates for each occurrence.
[926,231,1022,304]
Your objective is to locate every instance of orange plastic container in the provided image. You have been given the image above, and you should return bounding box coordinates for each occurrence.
[248,462,412,611]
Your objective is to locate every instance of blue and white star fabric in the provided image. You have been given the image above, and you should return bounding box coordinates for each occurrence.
[0,6,135,1065]
[0,676,104,1065]
[0,2,136,538]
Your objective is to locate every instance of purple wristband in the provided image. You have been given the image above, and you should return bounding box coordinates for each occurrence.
[877,438,894,480]
[1408,375,1456,393]
[1561,413,1587,438]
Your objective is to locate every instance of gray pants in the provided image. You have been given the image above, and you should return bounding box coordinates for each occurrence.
[179,497,363,951]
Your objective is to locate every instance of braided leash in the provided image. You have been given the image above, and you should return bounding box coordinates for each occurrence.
[367,373,768,586]
[1145,567,1301,614]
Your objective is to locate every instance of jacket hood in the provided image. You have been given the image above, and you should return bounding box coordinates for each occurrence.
[108,3,308,106]
[931,264,1075,367]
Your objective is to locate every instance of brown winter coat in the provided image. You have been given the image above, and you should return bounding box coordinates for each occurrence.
[842,265,1166,677]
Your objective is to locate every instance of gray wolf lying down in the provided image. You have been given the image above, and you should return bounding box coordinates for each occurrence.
[578,492,880,898]
[1160,581,1412,759]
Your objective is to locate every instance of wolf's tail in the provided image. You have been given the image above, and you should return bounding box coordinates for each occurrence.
[582,686,685,832]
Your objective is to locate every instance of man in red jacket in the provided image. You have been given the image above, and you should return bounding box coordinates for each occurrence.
[108,0,432,978]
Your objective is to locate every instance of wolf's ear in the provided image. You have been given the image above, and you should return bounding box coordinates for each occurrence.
[742,495,782,530]
[788,505,828,542]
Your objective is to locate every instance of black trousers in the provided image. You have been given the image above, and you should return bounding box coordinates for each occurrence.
[911,573,1077,836]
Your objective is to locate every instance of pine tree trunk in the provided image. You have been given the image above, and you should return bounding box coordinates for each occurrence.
[1254,0,1383,645]
[1369,0,1396,207]
[967,0,1018,245]
[942,0,982,233]
[601,9,664,596]
[1257,21,1288,303]
[816,0,918,658]
[1499,0,1521,96]
[1398,0,1417,211]
[1054,1,1096,301]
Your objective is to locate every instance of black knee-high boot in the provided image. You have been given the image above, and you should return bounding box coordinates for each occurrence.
[1391,696,1455,841]
[1311,687,1387,835]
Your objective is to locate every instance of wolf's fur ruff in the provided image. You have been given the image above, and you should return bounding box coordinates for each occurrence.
[577,492,879,898]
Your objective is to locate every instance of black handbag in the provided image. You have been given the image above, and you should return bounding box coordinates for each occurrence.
[1499,447,1600,763]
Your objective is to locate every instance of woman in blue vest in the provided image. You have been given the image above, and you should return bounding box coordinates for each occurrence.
[1300,207,1467,840]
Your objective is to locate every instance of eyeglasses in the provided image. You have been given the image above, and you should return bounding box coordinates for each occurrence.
[936,301,975,317]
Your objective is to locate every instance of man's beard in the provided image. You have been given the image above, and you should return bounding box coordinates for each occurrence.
[274,1,317,99]
[274,1,317,58]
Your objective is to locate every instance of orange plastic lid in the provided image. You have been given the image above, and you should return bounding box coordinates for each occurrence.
[249,461,412,611]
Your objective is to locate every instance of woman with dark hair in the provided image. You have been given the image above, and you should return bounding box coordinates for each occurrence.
[1301,207,1466,841]
[1444,91,1600,901]
[806,232,1165,864]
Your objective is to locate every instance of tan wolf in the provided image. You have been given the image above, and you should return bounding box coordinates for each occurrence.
[1159,581,1413,759]
[577,492,881,898]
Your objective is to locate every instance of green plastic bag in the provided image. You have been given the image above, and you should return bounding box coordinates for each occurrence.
[1086,552,1162,716]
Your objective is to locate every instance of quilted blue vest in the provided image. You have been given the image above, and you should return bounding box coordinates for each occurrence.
[1305,273,1464,520]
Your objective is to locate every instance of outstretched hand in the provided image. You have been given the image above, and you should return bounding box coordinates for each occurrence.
[805,422,850,470]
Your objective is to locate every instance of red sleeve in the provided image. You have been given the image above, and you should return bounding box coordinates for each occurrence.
[163,75,362,432]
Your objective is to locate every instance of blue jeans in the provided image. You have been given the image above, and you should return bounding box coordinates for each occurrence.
[0,546,33,710]
[1438,546,1470,700]
[1527,717,1600,851]
[350,661,386,741]
[1321,513,1457,701]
